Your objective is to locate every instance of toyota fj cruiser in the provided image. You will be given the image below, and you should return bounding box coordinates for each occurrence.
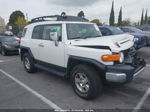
[20,13,146,100]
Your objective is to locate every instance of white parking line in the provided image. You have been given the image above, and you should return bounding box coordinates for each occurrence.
[0,58,17,63]
[0,60,4,63]
[0,69,62,110]
[133,87,150,112]
[146,64,150,67]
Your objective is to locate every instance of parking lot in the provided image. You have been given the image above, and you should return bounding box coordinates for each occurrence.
[0,47,150,111]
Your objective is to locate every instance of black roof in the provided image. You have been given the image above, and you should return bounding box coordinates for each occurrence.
[30,12,89,24]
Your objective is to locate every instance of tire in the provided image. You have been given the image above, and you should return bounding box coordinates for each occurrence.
[147,40,150,46]
[1,47,6,56]
[71,64,102,100]
[23,53,37,73]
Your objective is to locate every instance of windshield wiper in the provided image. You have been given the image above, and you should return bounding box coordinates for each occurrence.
[82,35,101,39]
[70,35,101,40]
[71,37,83,40]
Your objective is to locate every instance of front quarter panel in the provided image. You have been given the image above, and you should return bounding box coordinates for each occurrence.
[65,45,113,67]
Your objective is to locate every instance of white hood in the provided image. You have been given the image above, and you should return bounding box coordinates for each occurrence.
[68,34,134,52]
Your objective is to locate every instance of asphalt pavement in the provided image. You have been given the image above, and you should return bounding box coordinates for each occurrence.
[0,47,149,112]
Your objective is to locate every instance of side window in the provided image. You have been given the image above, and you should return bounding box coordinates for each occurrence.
[32,26,43,39]
[100,29,110,36]
[42,25,62,41]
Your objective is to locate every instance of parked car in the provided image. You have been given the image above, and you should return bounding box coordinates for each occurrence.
[120,26,150,46]
[99,26,124,36]
[99,26,145,49]
[20,14,145,100]
[137,25,150,32]
[0,35,20,55]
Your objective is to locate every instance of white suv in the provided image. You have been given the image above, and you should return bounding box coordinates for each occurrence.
[20,14,146,100]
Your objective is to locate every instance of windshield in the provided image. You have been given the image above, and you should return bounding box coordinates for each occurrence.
[109,27,124,35]
[142,27,150,31]
[67,24,102,40]
[144,28,150,31]
[129,27,143,33]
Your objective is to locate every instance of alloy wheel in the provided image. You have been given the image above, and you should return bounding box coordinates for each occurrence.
[75,72,90,93]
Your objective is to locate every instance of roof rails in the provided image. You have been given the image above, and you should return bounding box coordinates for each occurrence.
[30,12,89,24]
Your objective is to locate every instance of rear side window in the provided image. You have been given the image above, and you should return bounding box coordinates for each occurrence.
[32,26,43,39]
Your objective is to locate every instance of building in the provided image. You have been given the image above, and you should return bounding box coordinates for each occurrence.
[0,16,6,33]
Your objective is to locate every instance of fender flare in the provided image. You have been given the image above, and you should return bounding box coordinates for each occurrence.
[67,56,106,76]
[20,46,34,61]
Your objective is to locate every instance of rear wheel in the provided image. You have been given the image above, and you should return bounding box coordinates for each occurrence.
[71,64,102,100]
[23,53,37,73]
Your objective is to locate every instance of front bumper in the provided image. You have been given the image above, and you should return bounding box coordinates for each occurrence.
[105,59,146,83]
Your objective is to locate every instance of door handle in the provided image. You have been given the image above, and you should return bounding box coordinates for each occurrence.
[38,43,44,47]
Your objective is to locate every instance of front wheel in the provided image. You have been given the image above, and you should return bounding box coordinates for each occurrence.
[1,47,6,56]
[71,64,102,100]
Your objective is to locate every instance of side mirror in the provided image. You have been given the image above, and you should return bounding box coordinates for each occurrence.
[50,32,58,41]
[50,32,59,46]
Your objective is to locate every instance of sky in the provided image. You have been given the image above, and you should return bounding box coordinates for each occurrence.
[0,0,149,24]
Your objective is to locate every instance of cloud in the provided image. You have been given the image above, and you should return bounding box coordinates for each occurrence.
[0,0,149,24]
[48,0,100,7]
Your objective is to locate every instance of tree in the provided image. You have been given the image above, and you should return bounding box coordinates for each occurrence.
[118,7,122,26]
[8,10,25,35]
[15,17,28,31]
[122,18,131,26]
[144,9,148,24]
[147,17,150,24]
[109,1,115,26]
[140,9,144,25]
[91,19,102,26]
[11,25,19,35]
[8,10,25,25]
[77,11,85,18]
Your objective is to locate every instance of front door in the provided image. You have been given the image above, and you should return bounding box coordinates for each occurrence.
[38,24,65,67]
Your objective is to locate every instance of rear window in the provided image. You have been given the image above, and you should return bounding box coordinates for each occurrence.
[109,27,124,35]
[0,37,16,42]
[32,26,43,39]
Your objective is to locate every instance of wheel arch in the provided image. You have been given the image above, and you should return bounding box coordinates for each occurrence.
[20,46,34,61]
[67,56,106,79]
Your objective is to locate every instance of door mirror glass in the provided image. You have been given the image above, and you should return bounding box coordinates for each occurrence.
[50,32,58,41]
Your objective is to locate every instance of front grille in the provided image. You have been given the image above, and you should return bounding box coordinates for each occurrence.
[123,47,136,58]
[122,47,139,66]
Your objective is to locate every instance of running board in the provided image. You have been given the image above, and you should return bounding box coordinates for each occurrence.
[34,64,65,77]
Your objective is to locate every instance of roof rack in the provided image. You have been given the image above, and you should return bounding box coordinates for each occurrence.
[30,12,89,23]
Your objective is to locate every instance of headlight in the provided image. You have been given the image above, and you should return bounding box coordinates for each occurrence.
[101,52,124,63]
[134,38,139,42]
